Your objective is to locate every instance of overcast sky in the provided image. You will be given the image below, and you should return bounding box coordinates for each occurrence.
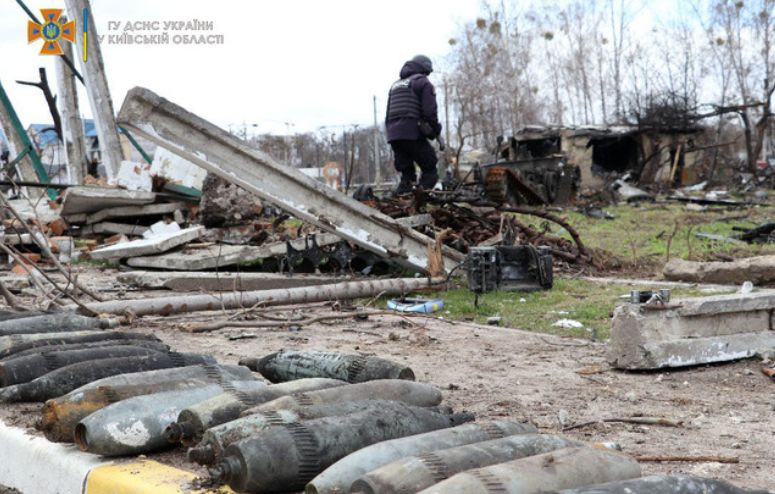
[1,0,485,136]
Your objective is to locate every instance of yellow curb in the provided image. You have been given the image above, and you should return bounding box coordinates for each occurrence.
[84,459,234,494]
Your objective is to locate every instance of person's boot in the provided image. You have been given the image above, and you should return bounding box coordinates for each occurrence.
[393,179,415,195]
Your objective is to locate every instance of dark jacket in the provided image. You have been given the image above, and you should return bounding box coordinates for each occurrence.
[385,61,442,142]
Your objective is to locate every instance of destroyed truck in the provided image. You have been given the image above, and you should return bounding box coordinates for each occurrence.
[446,134,580,206]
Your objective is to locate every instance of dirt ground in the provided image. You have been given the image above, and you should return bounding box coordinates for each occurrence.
[0,272,773,492]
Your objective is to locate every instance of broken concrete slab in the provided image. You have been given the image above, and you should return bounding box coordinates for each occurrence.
[79,202,186,225]
[142,221,180,239]
[117,271,350,291]
[89,226,204,260]
[664,256,775,285]
[126,233,341,270]
[118,87,464,273]
[396,214,433,228]
[60,186,156,216]
[78,222,149,237]
[610,290,775,369]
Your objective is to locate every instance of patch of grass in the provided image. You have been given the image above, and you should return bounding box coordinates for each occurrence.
[430,279,730,340]
[550,203,775,265]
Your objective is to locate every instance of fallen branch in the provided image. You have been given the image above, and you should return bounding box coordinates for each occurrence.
[633,455,739,464]
[183,309,433,333]
[563,416,683,431]
[0,279,27,311]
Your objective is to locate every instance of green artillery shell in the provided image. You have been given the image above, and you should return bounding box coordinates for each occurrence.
[416,447,641,494]
[240,349,414,383]
[309,421,542,494]
[0,339,169,362]
[0,352,216,402]
[168,378,345,446]
[349,433,581,494]
[209,402,469,493]
[0,331,161,359]
[0,312,118,335]
[74,380,267,456]
[241,380,442,416]
[41,364,256,443]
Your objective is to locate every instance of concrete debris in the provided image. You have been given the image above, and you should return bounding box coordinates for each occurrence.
[200,173,264,228]
[78,221,149,237]
[664,256,775,285]
[610,291,775,369]
[141,220,181,238]
[89,226,204,260]
[60,186,155,215]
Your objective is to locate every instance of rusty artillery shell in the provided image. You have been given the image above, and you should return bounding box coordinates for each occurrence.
[75,380,267,456]
[0,345,167,387]
[209,402,470,493]
[309,422,542,494]
[187,399,451,466]
[0,331,161,359]
[0,312,119,335]
[40,364,256,443]
[240,350,414,383]
[0,352,216,402]
[167,378,345,446]
[551,474,772,494]
[0,339,169,362]
[416,447,641,494]
[240,380,442,417]
[349,433,581,494]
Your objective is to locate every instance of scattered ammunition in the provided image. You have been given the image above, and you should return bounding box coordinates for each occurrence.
[552,474,773,494]
[349,433,581,494]
[209,402,469,493]
[0,345,166,387]
[0,331,161,359]
[309,421,540,494]
[0,310,46,321]
[41,364,256,442]
[188,399,445,466]
[0,313,119,336]
[416,447,641,494]
[167,378,345,446]
[75,381,267,456]
[241,380,442,416]
[0,352,216,402]
[0,339,169,362]
[241,350,414,383]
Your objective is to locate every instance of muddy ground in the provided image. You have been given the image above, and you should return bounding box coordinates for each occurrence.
[0,273,773,492]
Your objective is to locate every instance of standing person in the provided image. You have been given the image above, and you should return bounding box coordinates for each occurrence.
[385,54,442,193]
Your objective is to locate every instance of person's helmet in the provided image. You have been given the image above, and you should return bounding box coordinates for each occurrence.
[411,54,433,74]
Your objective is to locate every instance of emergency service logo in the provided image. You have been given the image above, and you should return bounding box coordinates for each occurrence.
[27,9,75,55]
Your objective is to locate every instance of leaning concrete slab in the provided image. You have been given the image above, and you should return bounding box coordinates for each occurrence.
[664,256,775,285]
[118,87,464,274]
[90,226,204,260]
[118,271,350,291]
[126,233,341,270]
[60,186,156,216]
[610,290,775,369]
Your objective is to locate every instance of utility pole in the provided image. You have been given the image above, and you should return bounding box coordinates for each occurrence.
[54,37,87,184]
[443,77,451,178]
[64,0,123,179]
[372,95,380,185]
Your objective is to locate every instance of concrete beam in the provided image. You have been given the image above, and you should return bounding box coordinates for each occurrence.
[118,271,351,291]
[117,87,464,274]
[64,0,124,179]
[54,40,87,185]
[610,291,775,369]
[664,256,775,285]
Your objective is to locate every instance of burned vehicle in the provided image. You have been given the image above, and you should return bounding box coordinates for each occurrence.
[444,131,580,206]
